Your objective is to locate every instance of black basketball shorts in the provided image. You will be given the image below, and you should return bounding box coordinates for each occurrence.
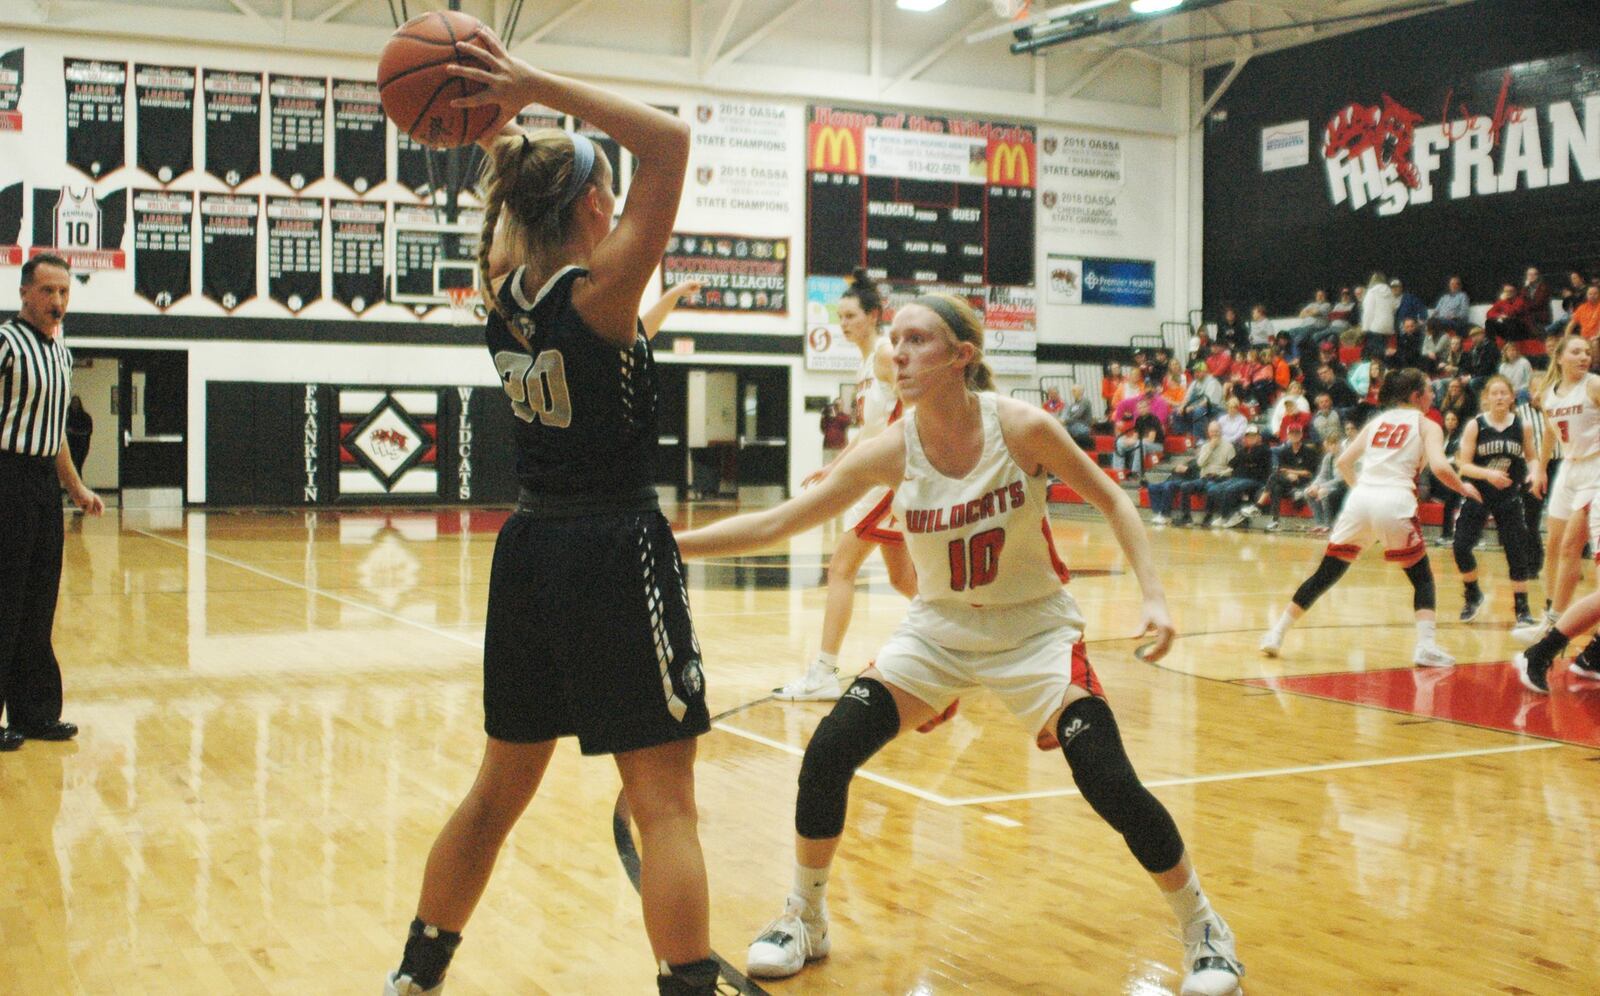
[482,508,710,754]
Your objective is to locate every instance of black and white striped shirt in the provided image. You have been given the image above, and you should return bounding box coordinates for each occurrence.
[0,316,73,457]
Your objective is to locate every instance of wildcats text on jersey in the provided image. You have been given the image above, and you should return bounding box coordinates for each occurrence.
[903,481,1027,534]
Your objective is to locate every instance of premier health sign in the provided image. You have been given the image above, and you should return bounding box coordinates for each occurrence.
[1046,253,1155,309]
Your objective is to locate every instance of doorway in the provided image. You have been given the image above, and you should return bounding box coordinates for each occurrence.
[73,348,188,502]
[70,356,119,491]
[656,363,791,499]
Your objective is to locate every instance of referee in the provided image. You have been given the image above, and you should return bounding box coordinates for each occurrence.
[0,253,103,752]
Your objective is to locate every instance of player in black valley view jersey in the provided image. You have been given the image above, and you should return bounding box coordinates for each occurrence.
[381,28,719,996]
[1453,376,1540,626]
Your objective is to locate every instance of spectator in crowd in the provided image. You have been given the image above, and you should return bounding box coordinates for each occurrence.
[1420,320,1453,371]
[1500,342,1533,402]
[1112,365,1145,408]
[1241,347,1279,411]
[1462,325,1501,386]
[1269,379,1311,439]
[1216,304,1248,353]
[1310,391,1342,444]
[1253,422,1320,530]
[1149,420,1233,527]
[1203,337,1234,380]
[1248,304,1276,349]
[1554,269,1588,326]
[820,400,852,465]
[1433,276,1472,334]
[1115,385,1171,429]
[1432,326,1463,372]
[1114,398,1164,481]
[1209,426,1273,528]
[1304,429,1348,535]
[1425,409,1465,545]
[1396,317,1425,367]
[1523,266,1553,330]
[1173,362,1223,437]
[1348,357,1384,423]
[1061,384,1095,449]
[1284,289,1331,355]
[1042,387,1065,417]
[1315,362,1360,419]
[1327,287,1357,334]
[1392,279,1427,329]
[1565,283,1600,340]
[1216,396,1249,446]
[1438,376,1477,423]
[1486,282,1533,343]
[1361,271,1397,357]
[1101,362,1123,412]
[1160,360,1189,409]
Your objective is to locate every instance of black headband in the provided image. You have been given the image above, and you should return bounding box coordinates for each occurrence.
[911,295,972,343]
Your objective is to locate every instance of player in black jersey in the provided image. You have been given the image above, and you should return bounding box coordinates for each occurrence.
[1453,376,1540,625]
[382,29,717,996]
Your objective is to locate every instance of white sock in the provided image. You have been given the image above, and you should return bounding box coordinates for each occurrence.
[1546,607,1561,624]
[1162,869,1214,929]
[793,863,830,920]
[1270,608,1295,637]
[1416,618,1437,647]
[814,652,839,674]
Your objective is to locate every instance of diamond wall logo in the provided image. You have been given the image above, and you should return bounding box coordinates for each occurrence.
[337,390,440,496]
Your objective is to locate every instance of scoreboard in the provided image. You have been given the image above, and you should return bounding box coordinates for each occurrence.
[806,106,1035,289]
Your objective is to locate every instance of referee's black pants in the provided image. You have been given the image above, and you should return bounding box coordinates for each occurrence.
[0,452,65,730]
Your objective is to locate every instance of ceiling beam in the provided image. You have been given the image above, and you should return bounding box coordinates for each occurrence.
[701,0,745,73]
[707,0,814,75]
[884,9,994,93]
[521,0,598,46]
[311,0,361,25]
[1192,53,1248,129]
[1055,49,1122,102]
[223,0,263,22]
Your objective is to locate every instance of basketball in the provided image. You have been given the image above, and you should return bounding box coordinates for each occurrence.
[377,10,500,149]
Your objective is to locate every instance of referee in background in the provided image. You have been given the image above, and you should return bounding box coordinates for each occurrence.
[0,253,103,752]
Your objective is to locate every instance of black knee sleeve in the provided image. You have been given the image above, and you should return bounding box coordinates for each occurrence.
[1404,556,1436,611]
[795,678,900,839]
[1291,555,1352,611]
[1057,697,1184,874]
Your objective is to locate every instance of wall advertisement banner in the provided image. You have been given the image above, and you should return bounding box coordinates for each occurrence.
[1046,253,1154,309]
[661,233,788,314]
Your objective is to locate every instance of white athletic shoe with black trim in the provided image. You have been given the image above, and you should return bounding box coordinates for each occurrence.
[773,662,842,701]
[1511,613,1555,646]
[384,971,442,996]
[1412,644,1455,668]
[1179,917,1244,996]
[746,896,829,979]
[1258,630,1282,658]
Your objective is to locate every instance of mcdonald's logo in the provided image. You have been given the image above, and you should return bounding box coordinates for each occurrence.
[988,141,1033,187]
[810,124,860,173]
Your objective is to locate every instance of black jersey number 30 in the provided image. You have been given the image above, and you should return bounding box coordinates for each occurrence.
[497,349,573,427]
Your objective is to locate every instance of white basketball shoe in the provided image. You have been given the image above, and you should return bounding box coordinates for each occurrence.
[746,896,830,979]
[1258,629,1283,658]
[1412,644,1455,668]
[773,661,842,701]
[1179,916,1245,996]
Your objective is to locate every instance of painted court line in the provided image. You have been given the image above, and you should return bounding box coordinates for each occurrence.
[715,722,1564,809]
[135,529,485,650]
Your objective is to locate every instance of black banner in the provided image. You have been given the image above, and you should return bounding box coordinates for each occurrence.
[200,192,257,311]
[0,48,22,132]
[266,196,323,312]
[64,59,126,179]
[662,233,788,313]
[203,69,261,188]
[331,79,384,194]
[31,187,127,271]
[134,64,195,184]
[396,131,432,197]
[269,74,326,191]
[330,199,384,314]
[0,182,21,266]
[132,189,193,310]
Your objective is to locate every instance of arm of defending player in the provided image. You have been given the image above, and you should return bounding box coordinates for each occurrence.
[1014,406,1175,661]
[639,281,702,339]
[1423,419,1481,502]
[674,426,904,559]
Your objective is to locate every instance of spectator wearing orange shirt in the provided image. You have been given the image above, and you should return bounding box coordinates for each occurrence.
[1565,284,1600,340]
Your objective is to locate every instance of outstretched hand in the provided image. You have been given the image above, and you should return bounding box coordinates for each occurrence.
[448,29,533,137]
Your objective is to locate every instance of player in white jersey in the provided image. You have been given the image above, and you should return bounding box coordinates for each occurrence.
[1511,334,1600,645]
[773,268,916,702]
[1260,369,1479,667]
[676,295,1244,996]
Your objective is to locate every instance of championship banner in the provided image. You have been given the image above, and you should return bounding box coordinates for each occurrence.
[661,233,787,314]
[331,79,385,194]
[0,49,23,132]
[807,105,1035,290]
[134,65,196,184]
[1045,254,1155,309]
[30,187,127,271]
[686,100,796,219]
[64,59,127,179]
[203,69,262,188]
[132,189,193,310]
[338,389,440,497]
[200,192,258,311]
[269,75,327,191]
[266,196,324,313]
[395,132,434,197]
[0,183,22,266]
[330,199,385,314]
[1038,127,1125,237]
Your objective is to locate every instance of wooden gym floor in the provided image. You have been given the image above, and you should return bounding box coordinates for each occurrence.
[3,502,1597,994]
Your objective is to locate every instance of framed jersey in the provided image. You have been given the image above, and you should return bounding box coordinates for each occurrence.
[31,186,127,271]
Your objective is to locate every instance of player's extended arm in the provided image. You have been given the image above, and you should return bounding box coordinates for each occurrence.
[1422,419,1480,501]
[674,426,904,559]
[639,281,702,339]
[1014,404,1175,661]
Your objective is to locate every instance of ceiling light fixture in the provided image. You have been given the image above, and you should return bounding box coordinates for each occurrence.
[1129,0,1185,12]
[896,0,950,11]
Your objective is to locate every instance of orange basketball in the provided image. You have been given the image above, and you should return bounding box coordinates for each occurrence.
[377,10,500,149]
